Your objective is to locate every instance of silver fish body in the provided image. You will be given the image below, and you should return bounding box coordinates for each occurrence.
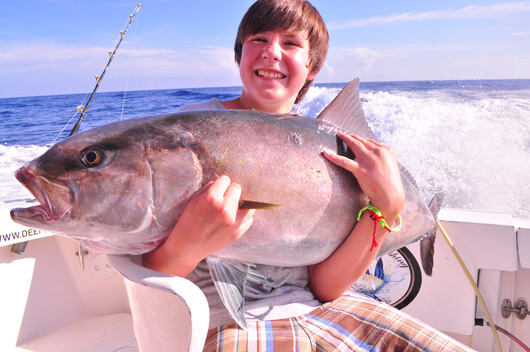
[11,79,435,266]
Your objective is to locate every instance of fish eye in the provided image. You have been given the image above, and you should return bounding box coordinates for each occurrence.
[81,147,104,167]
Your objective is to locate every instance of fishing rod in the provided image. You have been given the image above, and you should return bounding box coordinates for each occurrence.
[70,3,141,271]
[69,3,141,136]
[73,3,141,271]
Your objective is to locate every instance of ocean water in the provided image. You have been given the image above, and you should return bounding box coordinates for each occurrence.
[1,80,529,218]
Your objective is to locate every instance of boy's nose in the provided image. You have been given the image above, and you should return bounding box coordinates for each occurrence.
[262,41,281,61]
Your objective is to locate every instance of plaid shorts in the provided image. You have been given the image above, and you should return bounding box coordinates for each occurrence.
[203,292,476,352]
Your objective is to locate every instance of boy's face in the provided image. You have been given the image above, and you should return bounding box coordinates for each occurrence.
[239,30,315,112]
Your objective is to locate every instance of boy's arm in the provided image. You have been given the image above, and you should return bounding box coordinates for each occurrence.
[308,133,405,302]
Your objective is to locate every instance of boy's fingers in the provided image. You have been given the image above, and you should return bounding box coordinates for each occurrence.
[212,175,232,191]
[322,149,359,174]
[223,182,243,208]
[238,208,256,225]
[193,180,215,197]
[233,214,255,239]
[195,175,232,200]
[337,133,370,154]
[338,133,381,150]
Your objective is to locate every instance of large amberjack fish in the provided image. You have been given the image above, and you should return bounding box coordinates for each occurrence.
[11,78,439,329]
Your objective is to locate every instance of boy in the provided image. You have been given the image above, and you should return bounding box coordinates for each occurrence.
[144,1,475,350]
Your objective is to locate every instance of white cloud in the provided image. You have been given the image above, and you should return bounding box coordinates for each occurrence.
[318,47,385,81]
[328,2,530,29]
[317,41,530,82]
[1,41,240,97]
[0,42,103,72]
[512,32,530,36]
[114,45,240,88]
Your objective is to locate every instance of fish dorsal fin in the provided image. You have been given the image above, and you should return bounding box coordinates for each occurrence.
[318,78,421,190]
[399,166,420,190]
[316,78,376,140]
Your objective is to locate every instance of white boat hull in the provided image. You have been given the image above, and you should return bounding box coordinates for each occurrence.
[2,200,530,351]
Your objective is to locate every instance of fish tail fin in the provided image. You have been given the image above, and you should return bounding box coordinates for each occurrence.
[206,257,268,330]
[420,192,444,276]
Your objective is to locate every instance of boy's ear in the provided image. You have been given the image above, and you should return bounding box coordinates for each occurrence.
[306,61,317,81]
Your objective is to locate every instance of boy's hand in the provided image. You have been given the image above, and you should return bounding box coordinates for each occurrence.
[323,133,405,222]
[143,175,255,277]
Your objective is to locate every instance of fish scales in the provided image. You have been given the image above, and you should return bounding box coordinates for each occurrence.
[178,111,364,265]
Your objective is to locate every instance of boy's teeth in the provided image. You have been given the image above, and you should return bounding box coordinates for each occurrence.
[257,70,285,78]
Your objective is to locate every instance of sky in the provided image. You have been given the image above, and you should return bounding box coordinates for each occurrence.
[1,0,529,98]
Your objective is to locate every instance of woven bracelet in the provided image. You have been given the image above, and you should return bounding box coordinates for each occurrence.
[357,203,402,251]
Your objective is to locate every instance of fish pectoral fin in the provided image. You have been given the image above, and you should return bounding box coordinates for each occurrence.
[239,200,283,210]
[206,257,269,330]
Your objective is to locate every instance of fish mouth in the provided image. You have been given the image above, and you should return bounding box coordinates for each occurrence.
[12,165,74,223]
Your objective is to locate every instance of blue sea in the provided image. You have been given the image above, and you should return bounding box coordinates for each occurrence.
[1,80,530,218]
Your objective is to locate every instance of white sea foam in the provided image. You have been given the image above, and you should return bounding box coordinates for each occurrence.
[363,90,530,218]
[296,86,342,118]
[0,145,49,201]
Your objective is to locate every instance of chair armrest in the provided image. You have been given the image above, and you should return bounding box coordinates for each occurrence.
[106,254,209,352]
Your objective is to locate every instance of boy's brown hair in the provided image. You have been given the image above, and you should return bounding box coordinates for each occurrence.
[234,0,329,104]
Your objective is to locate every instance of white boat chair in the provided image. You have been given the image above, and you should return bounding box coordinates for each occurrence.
[105,254,209,352]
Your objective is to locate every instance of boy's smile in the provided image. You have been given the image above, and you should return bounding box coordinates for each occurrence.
[256,69,286,79]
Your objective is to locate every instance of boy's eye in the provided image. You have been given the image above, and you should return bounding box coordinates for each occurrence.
[250,37,266,43]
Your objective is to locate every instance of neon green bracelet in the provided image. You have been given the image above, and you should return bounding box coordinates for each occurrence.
[357,203,402,232]
[357,203,402,251]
